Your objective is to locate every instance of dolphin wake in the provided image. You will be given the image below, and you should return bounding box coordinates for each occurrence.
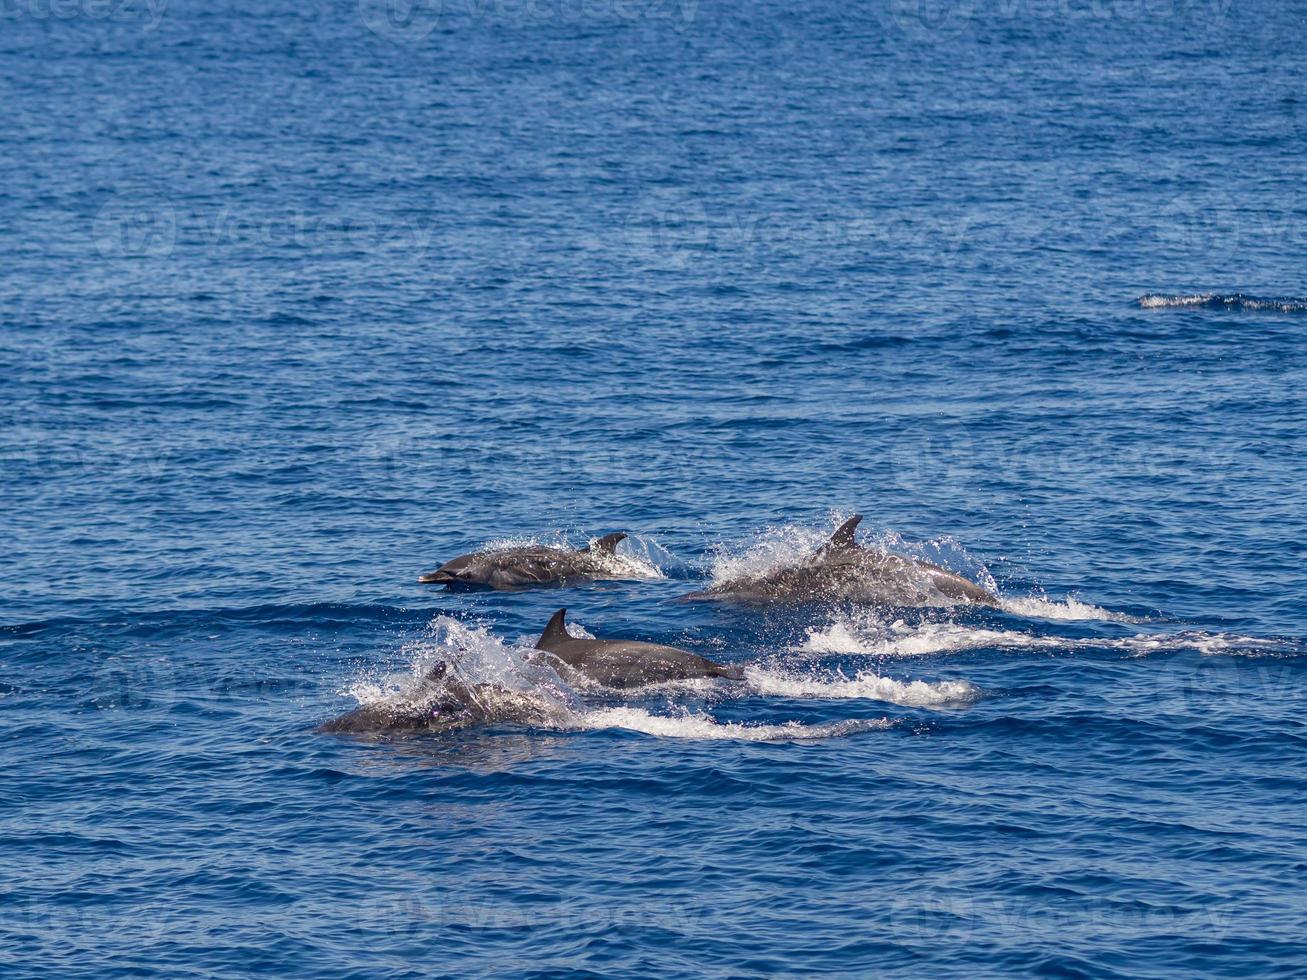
[798,609,1303,659]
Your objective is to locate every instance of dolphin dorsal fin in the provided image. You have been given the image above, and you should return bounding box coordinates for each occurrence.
[536,608,570,649]
[584,532,627,555]
[823,514,863,553]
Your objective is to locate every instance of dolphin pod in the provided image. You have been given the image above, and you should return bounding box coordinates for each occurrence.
[322,515,998,735]
[418,532,629,589]
[679,514,999,607]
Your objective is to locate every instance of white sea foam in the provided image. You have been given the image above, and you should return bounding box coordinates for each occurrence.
[1000,594,1143,623]
[745,665,977,707]
[798,610,1297,659]
[573,706,892,741]
[801,613,1061,657]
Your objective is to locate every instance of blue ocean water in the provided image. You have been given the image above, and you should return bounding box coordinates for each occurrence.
[3,0,1307,975]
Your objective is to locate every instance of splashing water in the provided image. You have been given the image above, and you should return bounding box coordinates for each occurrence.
[705,514,997,591]
[341,616,900,741]
[706,519,837,585]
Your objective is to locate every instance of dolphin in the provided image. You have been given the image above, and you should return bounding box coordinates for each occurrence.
[316,661,564,736]
[533,608,744,689]
[418,532,630,589]
[680,514,1000,607]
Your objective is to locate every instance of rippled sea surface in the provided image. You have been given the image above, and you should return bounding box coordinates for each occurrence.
[4,0,1307,975]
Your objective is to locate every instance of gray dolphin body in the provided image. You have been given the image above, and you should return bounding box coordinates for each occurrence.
[418,532,629,589]
[534,608,744,689]
[316,662,563,736]
[681,515,1000,607]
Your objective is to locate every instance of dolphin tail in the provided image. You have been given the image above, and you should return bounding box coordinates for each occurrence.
[584,532,627,555]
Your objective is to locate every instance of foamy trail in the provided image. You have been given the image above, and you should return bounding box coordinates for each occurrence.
[801,613,1060,657]
[574,706,892,741]
[1000,595,1143,623]
[799,611,1302,659]
[746,665,977,707]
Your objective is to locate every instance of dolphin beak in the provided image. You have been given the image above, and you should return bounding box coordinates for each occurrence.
[418,569,456,584]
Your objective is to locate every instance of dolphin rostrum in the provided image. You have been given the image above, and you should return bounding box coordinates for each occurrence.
[680,514,1000,607]
[534,608,745,689]
[316,661,566,736]
[418,532,630,589]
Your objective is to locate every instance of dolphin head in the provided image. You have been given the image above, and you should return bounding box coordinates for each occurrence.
[418,552,477,584]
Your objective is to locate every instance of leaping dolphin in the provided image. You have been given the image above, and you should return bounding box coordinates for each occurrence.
[316,661,565,736]
[680,514,1000,607]
[418,532,630,589]
[534,608,744,689]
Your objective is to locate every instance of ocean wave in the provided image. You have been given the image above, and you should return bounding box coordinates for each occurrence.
[1137,293,1307,312]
